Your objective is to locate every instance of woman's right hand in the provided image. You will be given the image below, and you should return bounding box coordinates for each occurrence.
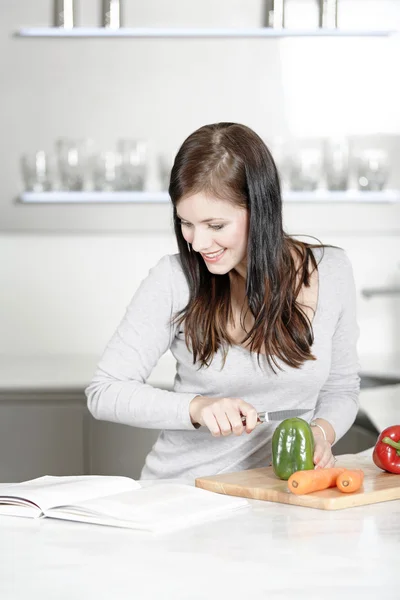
[189,395,259,437]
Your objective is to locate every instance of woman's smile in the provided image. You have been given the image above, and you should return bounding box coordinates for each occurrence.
[201,248,226,263]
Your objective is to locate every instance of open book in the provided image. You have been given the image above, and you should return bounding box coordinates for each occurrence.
[0,475,249,534]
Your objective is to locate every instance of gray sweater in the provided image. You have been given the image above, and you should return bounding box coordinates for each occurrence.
[86,246,360,480]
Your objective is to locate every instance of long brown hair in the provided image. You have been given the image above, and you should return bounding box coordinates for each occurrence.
[169,122,324,372]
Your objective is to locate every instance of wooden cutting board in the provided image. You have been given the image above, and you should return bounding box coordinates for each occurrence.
[195,454,400,510]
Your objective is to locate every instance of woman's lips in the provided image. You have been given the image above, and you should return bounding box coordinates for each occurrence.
[201,249,226,263]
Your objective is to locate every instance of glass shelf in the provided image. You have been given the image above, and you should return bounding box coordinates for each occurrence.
[19,190,400,204]
[16,27,397,38]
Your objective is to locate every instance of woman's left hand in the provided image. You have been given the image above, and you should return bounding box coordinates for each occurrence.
[312,431,336,469]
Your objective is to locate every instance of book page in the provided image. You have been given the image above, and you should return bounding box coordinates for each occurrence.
[0,475,141,514]
[0,503,42,518]
[45,484,250,533]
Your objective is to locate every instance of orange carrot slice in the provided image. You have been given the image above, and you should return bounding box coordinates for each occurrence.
[288,468,345,495]
[336,469,364,493]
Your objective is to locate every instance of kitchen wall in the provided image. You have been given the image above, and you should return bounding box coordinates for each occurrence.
[1,0,400,366]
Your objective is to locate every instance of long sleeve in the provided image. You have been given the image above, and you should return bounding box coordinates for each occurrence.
[313,251,361,443]
[85,255,198,430]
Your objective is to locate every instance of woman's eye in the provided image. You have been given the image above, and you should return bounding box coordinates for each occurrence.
[179,221,224,231]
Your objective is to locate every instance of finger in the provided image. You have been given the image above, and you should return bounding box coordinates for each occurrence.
[315,452,330,469]
[202,411,222,437]
[239,402,258,433]
[313,441,331,468]
[225,409,244,436]
[213,408,233,437]
[313,441,325,466]
[325,454,336,468]
[315,445,333,469]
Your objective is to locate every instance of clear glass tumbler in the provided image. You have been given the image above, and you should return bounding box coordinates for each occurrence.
[54,0,75,28]
[92,151,122,192]
[21,151,54,192]
[289,144,323,191]
[269,137,292,192]
[102,0,122,28]
[356,149,389,192]
[56,138,93,191]
[324,138,350,191]
[158,154,174,191]
[116,139,147,191]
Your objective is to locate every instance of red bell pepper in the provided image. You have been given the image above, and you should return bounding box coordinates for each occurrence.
[373,425,400,474]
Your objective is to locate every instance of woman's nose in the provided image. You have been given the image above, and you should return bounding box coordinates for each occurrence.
[191,228,213,253]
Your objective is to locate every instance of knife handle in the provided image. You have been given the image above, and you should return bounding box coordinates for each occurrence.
[241,412,266,425]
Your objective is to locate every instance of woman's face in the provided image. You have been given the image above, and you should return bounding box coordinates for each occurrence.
[177,192,249,277]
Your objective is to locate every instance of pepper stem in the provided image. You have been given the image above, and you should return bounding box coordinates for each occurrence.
[382,436,400,454]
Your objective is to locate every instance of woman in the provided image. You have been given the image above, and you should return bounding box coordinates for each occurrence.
[86,122,360,480]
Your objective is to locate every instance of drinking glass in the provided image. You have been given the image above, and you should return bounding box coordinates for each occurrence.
[102,0,122,29]
[269,137,292,192]
[318,0,338,28]
[356,149,389,192]
[324,138,350,191]
[289,145,323,191]
[265,0,285,28]
[92,151,122,192]
[56,138,93,191]
[54,0,75,28]
[116,139,147,191]
[20,151,54,192]
[158,154,174,191]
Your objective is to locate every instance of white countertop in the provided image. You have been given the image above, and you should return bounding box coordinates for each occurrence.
[0,455,398,600]
[1,351,400,391]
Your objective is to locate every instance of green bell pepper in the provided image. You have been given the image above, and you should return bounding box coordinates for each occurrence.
[272,417,315,480]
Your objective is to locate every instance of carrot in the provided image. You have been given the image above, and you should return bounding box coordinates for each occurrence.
[336,469,364,494]
[288,468,345,495]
